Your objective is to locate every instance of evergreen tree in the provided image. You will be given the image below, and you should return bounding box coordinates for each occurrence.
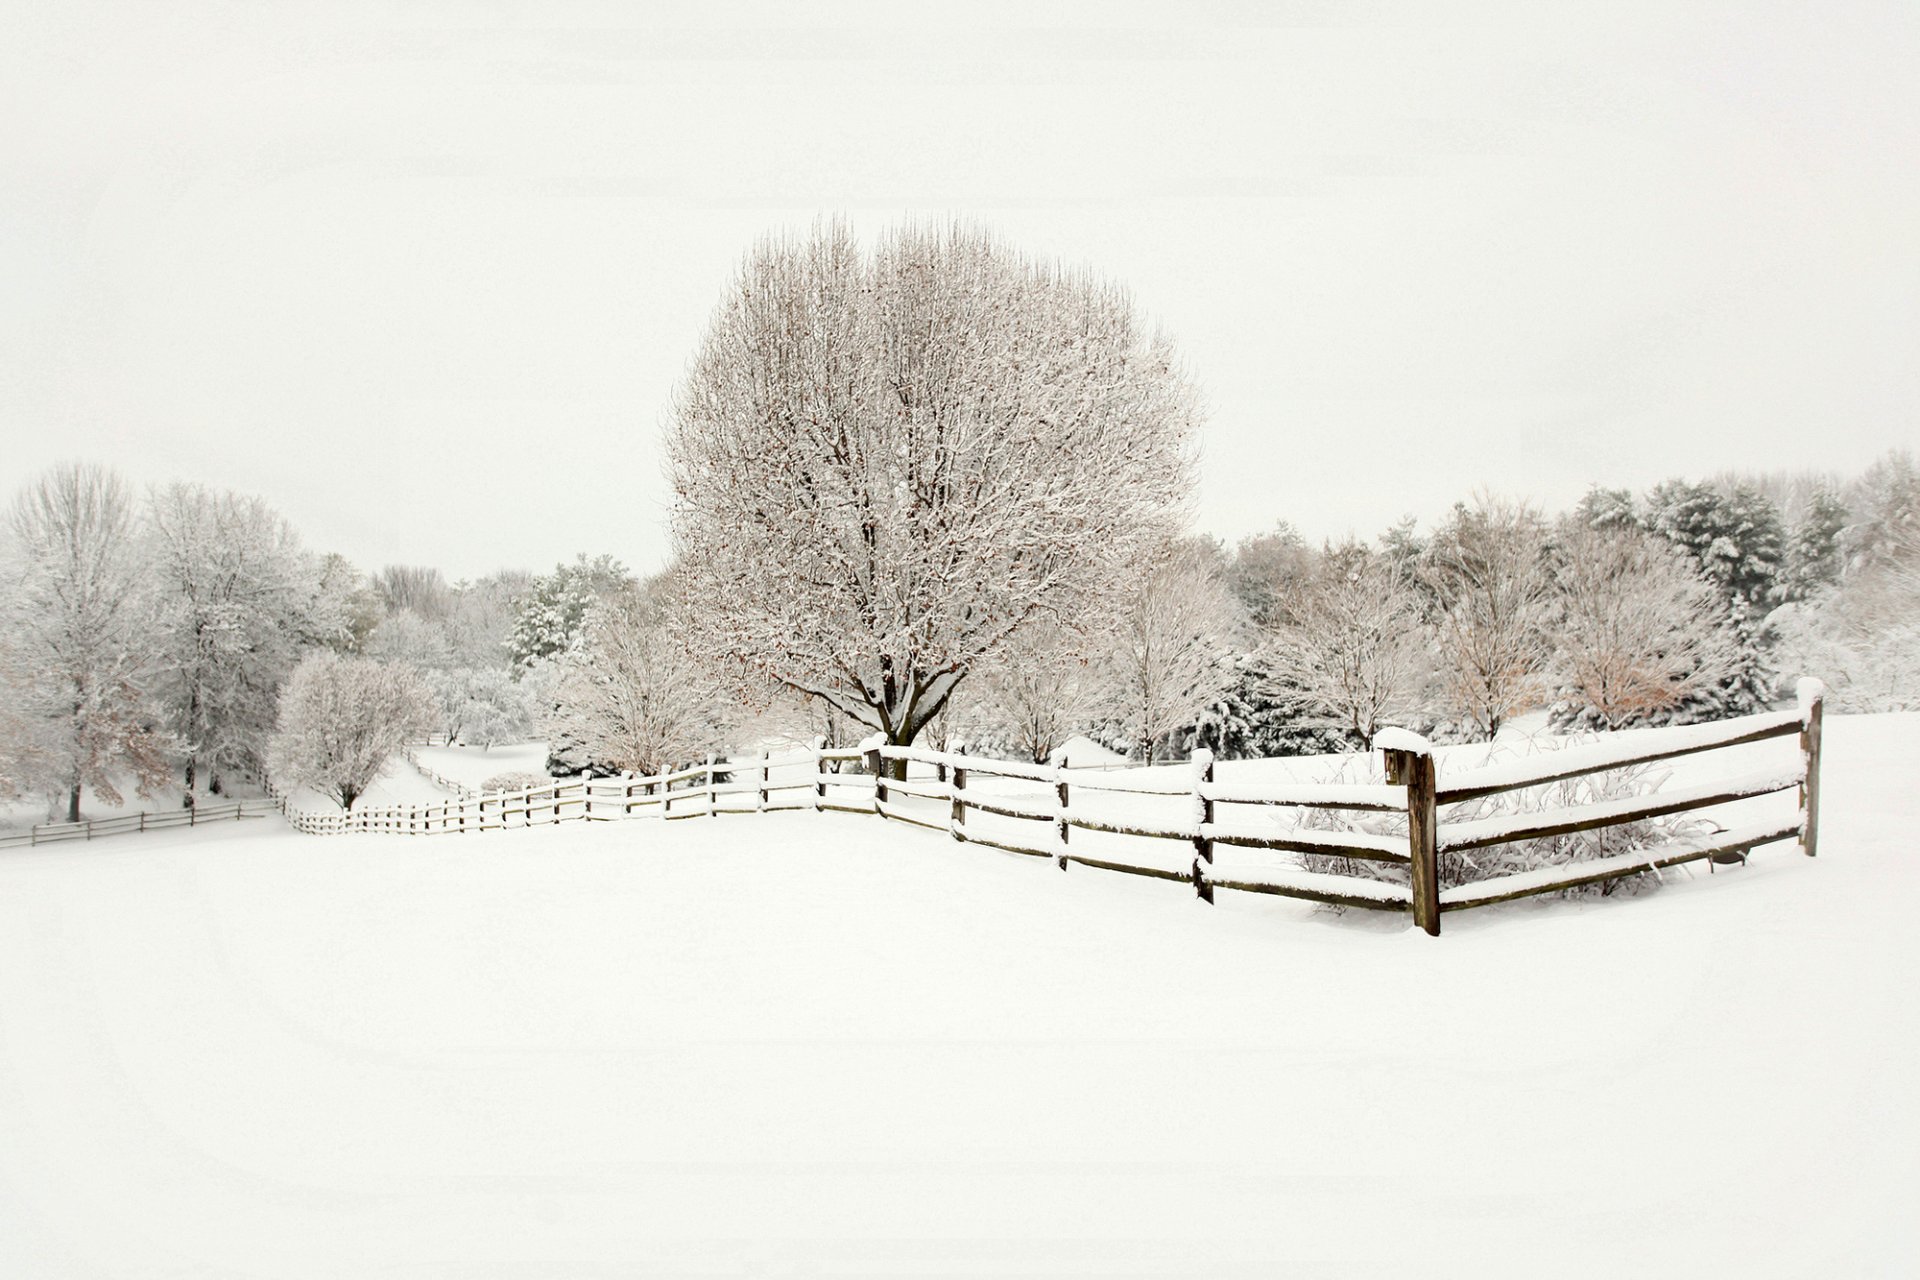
[507,554,633,672]
[1780,487,1848,603]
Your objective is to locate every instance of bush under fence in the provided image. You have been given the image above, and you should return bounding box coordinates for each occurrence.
[267,681,1827,936]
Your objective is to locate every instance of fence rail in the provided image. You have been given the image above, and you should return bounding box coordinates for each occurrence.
[0,797,276,850]
[264,682,1827,937]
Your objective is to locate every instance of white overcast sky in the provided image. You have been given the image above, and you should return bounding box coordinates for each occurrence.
[2,1,1915,580]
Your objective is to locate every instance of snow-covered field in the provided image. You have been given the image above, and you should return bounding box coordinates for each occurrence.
[1,715,1915,1278]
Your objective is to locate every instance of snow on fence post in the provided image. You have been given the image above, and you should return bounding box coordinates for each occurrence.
[757,753,769,812]
[952,759,967,840]
[1191,748,1215,905]
[1054,752,1070,870]
[1799,677,1825,858]
[1379,729,1441,937]
[705,754,717,817]
[811,735,828,809]
[860,735,886,813]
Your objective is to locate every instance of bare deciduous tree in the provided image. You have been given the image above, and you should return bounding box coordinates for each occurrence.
[2,463,172,821]
[667,220,1196,771]
[1550,524,1743,729]
[1264,543,1430,750]
[146,483,317,797]
[1421,495,1557,740]
[970,619,1104,764]
[266,653,434,810]
[1101,539,1243,763]
[545,577,734,777]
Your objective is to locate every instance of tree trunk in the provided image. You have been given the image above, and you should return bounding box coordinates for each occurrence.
[67,783,82,824]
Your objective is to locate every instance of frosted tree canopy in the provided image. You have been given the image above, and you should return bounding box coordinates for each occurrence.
[667,220,1199,747]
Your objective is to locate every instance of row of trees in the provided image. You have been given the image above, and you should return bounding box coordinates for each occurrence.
[7,222,1914,818]
[0,461,641,819]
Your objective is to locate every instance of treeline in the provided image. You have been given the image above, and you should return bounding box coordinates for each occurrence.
[0,461,652,818]
[4,449,1913,820]
[1178,450,1918,761]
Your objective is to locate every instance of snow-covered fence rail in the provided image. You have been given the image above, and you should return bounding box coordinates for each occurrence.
[1388,679,1827,933]
[268,683,1826,937]
[0,797,276,850]
[402,746,479,800]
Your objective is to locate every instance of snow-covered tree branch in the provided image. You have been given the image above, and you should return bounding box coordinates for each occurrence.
[666,220,1197,765]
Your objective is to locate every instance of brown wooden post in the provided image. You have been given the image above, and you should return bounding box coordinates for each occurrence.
[1192,748,1215,905]
[1055,753,1070,870]
[705,754,717,817]
[814,737,829,806]
[1799,677,1825,857]
[950,763,967,841]
[758,753,769,811]
[864,739,886,813]
[1383,734,1441,936]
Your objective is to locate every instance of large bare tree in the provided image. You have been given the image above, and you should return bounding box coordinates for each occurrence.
[667,221,1196,770]
[2,463,172,821]
[146,483,317,797]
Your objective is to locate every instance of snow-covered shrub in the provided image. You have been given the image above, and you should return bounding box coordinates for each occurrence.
[266,653,434,810]
[479,770,549,793]
[1291,741,1708,899]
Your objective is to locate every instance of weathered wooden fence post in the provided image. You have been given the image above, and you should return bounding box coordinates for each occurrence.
[705,753,717,817]
[1191,748,1215,904]
[810,735,828,809]
[758,752,769,811]
[1055,752,1070,870]
[950,761,968,841]
[1381,731,1440,937]
[1799,677,1825,857]
[863,736,886,813]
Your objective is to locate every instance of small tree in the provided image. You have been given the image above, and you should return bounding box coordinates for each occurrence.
[266,653,434,810]
[970,619,1103,764]
[1264,543,1430,750]
[429,667,532,748]
[544,577,733,777]
[1101,539,1243,763]
[1548,524,1743,730]
[1420,495,1556,740]
[508,554,632,672]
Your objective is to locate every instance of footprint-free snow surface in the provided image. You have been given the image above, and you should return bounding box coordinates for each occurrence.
[3,715,1916,1277]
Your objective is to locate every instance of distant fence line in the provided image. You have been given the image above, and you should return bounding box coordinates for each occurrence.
[0,797,277,851]
[264,682,1827,937]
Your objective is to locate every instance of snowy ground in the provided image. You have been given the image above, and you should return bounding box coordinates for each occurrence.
[1,715,1915,1277]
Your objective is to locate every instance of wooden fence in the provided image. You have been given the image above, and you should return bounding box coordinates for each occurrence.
[0,797,277,851]
[267,682,1826,936]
